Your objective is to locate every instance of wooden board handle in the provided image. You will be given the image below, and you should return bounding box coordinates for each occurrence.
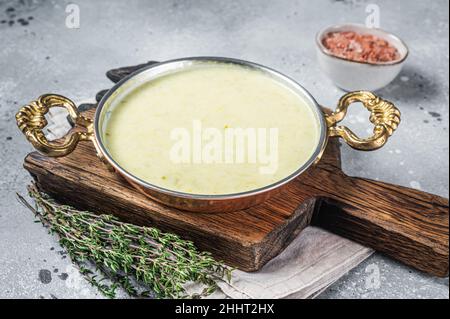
[311,173,449,277]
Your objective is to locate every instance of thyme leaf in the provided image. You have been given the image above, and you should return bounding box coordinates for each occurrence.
[17,183,232,299]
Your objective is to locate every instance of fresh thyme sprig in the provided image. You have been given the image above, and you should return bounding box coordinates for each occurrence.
[17,184,232,299]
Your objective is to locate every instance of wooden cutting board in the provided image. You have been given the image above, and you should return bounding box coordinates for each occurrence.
[23,63,449,277]
[24,110,449,277]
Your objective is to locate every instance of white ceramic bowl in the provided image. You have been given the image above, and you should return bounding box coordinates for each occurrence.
[316,23,409,91]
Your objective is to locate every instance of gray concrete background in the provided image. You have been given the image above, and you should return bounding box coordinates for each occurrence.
[0,0,448,299]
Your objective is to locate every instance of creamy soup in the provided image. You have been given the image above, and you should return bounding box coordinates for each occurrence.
[103,63,320,195]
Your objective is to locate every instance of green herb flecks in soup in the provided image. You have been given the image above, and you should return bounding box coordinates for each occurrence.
[103,63,320,195]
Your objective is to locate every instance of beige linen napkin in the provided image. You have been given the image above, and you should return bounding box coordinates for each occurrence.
[46,105,373,299]
[211,227,373,299]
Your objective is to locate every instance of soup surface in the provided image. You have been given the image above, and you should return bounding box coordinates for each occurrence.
[103,62,320,195]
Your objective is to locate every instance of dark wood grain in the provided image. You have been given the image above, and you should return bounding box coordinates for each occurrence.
[96,89,109,102]
[311,175,449,277]
[23,62,449,276]
[106,61,159,83]
[299,150,449,277]
[23,107,449,276]
[25,107,327,271]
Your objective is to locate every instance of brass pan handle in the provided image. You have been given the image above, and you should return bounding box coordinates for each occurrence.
[16,94,94,157]
[326,91,401,151]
